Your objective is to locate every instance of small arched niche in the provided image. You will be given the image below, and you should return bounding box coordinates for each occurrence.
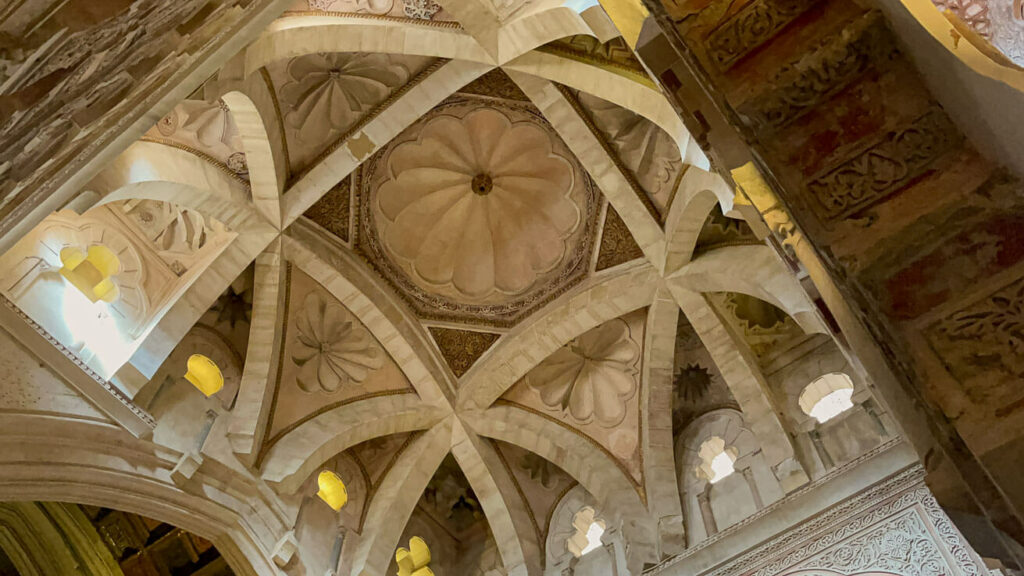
[798,372,855,424]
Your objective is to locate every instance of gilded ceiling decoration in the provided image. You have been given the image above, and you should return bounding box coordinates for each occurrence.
[427,327,501,378]
[596,205,645,271]
[672,315,737,436]
[575,91,683,217]
[145,100,249,183]
[358,97,598,327]
[262,267,413,450]
[502,310,647,484]
[265,52,436,173]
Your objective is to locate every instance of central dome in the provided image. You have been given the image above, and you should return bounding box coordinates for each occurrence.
[361,98,596,326]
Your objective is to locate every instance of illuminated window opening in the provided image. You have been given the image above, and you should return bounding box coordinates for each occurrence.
[316,470,348,511]
[59,245,120,303]
[799,373,855,424]
[697,436,737,484]
[184,354,225,397]
[568,507,606,558]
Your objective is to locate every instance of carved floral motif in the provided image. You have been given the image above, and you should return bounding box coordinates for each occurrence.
[292,293,383,393]
[739,12,893,130]
[927,276,1024,407]
[527,319,640,426]
[428,327,501,378]
[806,109,961,222]
[596,205,645,271]
[376,106,581,300]
[281,53,415,144]
[706,0,817,70]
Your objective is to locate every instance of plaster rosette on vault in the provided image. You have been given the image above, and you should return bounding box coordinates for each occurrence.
[500,310,646,491]
[264,52,437,176]
[359,97,599,327]
[257,266,414,464]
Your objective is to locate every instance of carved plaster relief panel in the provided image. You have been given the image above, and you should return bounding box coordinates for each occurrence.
[260,266,413,453]
[112,199,234,278]
[264,52,436,175]
[145,100,249,183]
[287,0,458,21]
[305,175,354,245]
[500,310,646,485]
[575,91,684,217]
[688,469,986,576]
[595,205,645,271]
[358,96,598,327]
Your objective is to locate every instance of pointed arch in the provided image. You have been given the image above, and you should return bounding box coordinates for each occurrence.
[458,261,658,411]
[259,394,449,494]
[451,419,542,576]
[244,16,492,74]
[342,420,453,576]
[662,168,734,275]
[0,414,287,576]
[668,245,826,334]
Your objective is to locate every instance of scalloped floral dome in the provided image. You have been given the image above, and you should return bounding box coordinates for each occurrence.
[372,105,587,305]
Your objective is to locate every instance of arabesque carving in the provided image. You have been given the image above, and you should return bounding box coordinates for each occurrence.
[706,0,817,70]
[428,326,501,378]
[596,206,645,271]
[927,275,1024,409]
[806,109,961,222]
[739,12,894,130]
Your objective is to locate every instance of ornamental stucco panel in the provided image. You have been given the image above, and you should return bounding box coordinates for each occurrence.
[652,469,987,576]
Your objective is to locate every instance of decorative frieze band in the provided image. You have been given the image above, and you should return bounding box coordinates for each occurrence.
[738,11,894,130]
[806,108,961,222]
[926,274,1024,412]
[706,0,818,71]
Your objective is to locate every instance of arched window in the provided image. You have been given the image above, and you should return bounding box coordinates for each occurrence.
[799,373,855,424]
[568,507,605,557]
[696,436,736,484]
